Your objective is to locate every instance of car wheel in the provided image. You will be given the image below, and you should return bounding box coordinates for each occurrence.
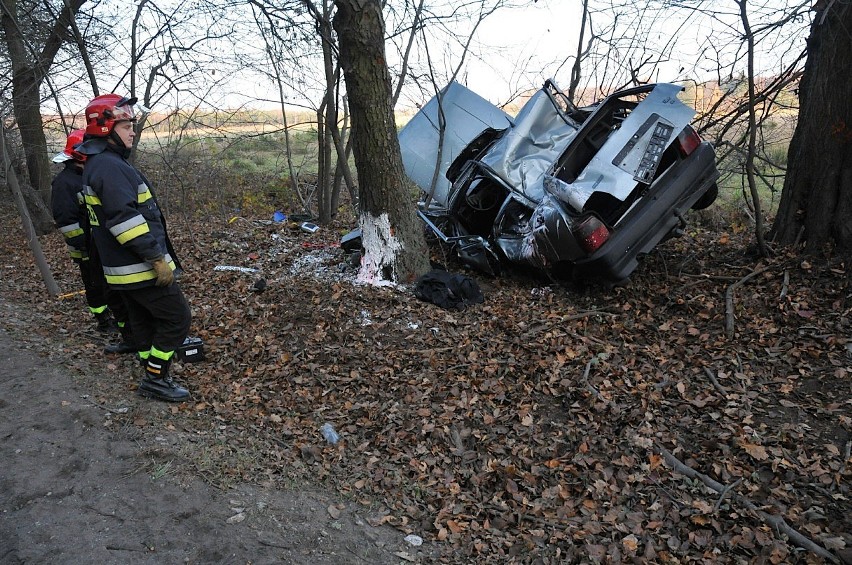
[691,183,719,210]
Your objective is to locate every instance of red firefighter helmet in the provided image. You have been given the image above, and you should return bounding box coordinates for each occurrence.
[84,94,138,137]
[52,129,87,163]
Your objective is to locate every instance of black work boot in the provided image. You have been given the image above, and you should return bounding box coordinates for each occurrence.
[104,324,136,354]
[105,341,136,354]
[137,358,189,402]
[94,311,119,334]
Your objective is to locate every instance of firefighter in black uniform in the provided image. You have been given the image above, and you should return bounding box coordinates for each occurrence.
[51,129,135,353]
[78,94,191,402]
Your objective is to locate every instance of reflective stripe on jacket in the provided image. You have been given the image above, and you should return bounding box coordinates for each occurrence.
[50,164,88,261]
[81,142,179,290]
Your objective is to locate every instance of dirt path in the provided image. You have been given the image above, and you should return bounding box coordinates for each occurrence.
[0,297,428,564]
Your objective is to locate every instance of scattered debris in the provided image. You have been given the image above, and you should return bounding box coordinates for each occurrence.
[413,269,484,310]
[404,534,423,547]
[214,265,259,273]
[320,422,340,445]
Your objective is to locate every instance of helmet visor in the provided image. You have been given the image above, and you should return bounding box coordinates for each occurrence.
[111,96,138,122]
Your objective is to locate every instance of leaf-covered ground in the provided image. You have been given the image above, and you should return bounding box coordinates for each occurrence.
[2,208,850,564]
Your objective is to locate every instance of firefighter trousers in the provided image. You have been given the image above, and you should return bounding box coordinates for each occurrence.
[122,283,191,357]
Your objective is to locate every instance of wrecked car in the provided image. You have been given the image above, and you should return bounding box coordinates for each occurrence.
[398,80,719,284]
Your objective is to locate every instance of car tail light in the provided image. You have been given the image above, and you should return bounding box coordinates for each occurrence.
[676,126,702,156]
[572,214,610,253]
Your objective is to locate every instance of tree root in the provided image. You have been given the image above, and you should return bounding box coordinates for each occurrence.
[657,445,840,563]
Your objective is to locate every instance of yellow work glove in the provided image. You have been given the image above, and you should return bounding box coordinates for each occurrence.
[150,257,174,287]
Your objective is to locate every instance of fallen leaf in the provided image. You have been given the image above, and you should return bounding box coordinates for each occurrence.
[622,534,639,552]
[741,441,769,461]
[822,537,846,550]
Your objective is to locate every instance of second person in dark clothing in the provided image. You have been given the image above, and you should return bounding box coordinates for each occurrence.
[51,128,135,354]
[78,94,192,402]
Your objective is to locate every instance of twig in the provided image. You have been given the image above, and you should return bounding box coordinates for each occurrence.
[657,445,840,563]
[725,265,771,339]
[703,367,729,395]
[801,482,839,500]
[84,504,121,519]
[257,538,293,550]
[713,478,742,511]
[386,346,458,355]
[88,401,132,416]
[680,273,742,282]
[582,359,602,400]
[228,216,273,227]
[647,474,686,509]
[567,331,606,346]
[561,310,619,322]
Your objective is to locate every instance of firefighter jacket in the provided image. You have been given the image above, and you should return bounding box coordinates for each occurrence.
[80,139,181,290]
[50,163,88,262]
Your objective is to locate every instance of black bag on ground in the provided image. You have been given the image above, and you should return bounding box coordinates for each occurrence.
[414,270,484,310]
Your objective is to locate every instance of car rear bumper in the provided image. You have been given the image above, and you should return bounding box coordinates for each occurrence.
[572,142,720,283]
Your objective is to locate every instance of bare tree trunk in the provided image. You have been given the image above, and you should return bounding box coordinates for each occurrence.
[321,86,338,222]
[329,93,357,218]
[333,0,430,284]
[738,0,768,257]
[315,0,358,223]
[568,0,591,103]
[316,105,330,219]
[317,0,337,223]
[771,2,852,253]
[0,0,86,235]
[0,123,59,297]
[280,100,302,210]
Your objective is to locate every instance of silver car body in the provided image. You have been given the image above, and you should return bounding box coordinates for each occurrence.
[399,80,717,282]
